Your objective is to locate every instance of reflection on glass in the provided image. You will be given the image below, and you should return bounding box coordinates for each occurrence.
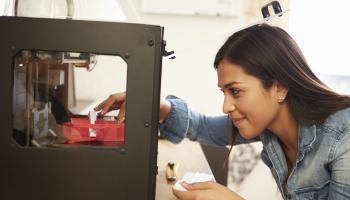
[12,50,126,149]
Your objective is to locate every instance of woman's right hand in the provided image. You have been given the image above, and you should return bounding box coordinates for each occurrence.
[94,92,126,122]
[94,92,172,123]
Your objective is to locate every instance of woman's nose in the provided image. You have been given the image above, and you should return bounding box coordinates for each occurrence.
[223,94,235,114]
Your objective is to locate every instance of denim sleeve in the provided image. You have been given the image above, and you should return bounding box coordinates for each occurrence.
[329,129,350,199]
[159,95,259,146]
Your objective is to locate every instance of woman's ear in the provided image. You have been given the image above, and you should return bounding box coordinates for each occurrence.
[274,81,288,103]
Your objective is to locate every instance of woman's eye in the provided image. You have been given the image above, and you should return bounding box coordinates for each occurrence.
[230,88,240,96]
[220,88,241,96]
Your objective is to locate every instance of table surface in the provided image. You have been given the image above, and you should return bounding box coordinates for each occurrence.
[156,138,212,200]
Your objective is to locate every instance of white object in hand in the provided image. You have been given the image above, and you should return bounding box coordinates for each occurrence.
[88,110,97,124]
[173,172,215,191]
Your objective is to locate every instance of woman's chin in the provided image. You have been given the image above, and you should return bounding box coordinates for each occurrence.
[239,129,259,140]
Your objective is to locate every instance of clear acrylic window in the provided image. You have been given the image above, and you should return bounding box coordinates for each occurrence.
[13,50,126,149]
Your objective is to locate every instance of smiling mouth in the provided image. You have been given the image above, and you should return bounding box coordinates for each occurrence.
[232,117,245,126]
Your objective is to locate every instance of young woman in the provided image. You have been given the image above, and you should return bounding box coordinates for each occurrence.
[95,24,350,200]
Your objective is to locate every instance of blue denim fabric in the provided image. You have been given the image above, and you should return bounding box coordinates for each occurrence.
[159,95,350,199]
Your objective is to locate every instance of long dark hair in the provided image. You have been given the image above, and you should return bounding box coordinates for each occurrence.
[215,23,350,125]
[216,23,350,166]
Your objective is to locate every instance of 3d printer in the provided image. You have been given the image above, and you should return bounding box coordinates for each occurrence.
[0,16,166,200]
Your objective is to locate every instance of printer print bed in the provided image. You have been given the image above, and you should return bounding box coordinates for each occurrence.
[63,118,125,142]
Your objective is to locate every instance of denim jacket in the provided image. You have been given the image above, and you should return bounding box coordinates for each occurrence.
[159,95,350,200]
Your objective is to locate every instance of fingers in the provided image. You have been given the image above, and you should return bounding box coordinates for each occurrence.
[172,182,215,200]
[94,94,119,116]
[185,181,215,190]
[173,187,199,200]
[98,99,114,116]
[94,92,127,120]
[94,100,106,112]
[116,102,126,123]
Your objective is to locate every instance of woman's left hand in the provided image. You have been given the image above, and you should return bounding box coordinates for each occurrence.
[173,181,245,200]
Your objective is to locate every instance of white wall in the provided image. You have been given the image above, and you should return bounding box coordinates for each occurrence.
[289,0,350,76]
[138,2,245,115]
[74,56,127,102]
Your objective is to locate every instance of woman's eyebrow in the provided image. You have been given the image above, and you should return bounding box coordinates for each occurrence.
[218,81,243,89]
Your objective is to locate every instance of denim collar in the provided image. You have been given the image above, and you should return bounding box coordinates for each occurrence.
[298,123,317,154]
[259,124,318,196]
[260,123,317,154]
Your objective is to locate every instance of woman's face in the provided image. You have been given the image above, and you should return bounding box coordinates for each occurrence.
[217,59,282,139]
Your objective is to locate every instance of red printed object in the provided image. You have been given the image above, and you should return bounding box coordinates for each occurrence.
[63,118,124,142]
